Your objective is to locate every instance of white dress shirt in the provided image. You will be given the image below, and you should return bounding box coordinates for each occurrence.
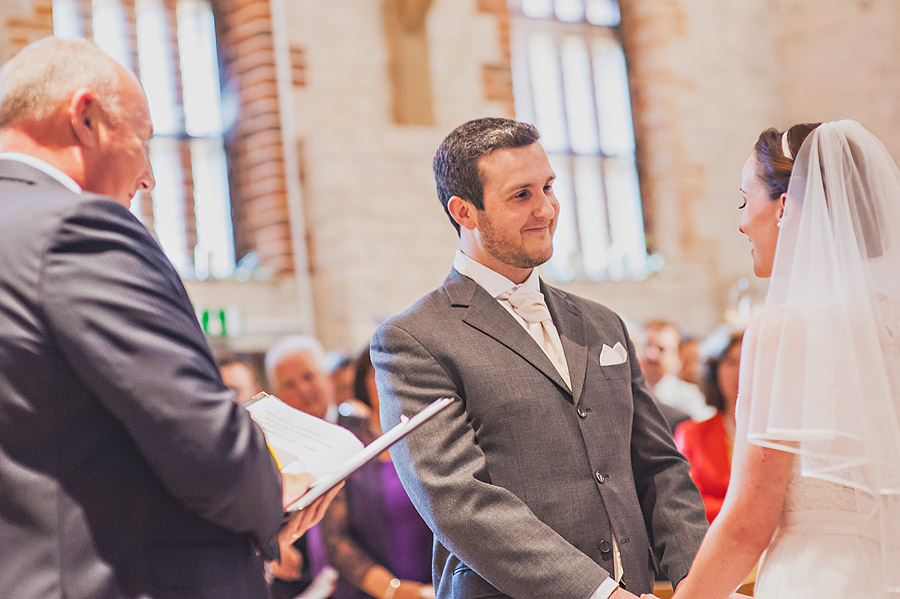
[653,374,715,421]
[452,249,542,328]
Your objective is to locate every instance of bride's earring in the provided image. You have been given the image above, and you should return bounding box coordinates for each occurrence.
[776,220,782,228]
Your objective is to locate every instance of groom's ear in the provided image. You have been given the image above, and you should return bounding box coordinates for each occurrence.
[448,195,478,231]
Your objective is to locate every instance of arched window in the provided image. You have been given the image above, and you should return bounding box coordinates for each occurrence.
[53,0,235,279]
[509,0,649,281]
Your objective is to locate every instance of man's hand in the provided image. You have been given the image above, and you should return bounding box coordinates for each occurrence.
[280,473,344,541]
[282,472,315,509]
[610,588,640,599]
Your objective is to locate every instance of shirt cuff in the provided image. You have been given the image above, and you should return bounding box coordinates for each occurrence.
[590,577,620,599]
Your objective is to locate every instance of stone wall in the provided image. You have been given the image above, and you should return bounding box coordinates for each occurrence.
[3,0,899,350]
[281,0,513,350]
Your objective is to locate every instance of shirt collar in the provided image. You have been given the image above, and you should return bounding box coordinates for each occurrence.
[453,249,541,298]
[0,153,83,194]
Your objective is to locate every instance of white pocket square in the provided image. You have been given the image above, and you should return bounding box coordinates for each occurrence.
[599,342,628,366]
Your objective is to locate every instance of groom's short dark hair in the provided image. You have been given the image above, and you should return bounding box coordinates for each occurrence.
[433,117,540,234]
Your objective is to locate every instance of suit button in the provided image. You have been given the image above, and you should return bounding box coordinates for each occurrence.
[595,471,605,484]
[577,406,587,418]
[599,539,612,553]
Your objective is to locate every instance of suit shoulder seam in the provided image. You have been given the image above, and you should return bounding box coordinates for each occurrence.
[380,321,457,385]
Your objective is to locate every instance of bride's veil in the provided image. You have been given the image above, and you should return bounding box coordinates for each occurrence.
[745,120,900,591]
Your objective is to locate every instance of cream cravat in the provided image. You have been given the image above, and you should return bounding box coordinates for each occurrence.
[500,285,571,390]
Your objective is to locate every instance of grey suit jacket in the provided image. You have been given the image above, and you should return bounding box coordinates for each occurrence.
[371,269,708,599]
[0,160,284,599]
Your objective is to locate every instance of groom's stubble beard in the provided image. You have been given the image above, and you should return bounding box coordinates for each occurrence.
[477,209,556,270]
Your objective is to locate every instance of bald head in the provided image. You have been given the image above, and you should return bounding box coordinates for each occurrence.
[0,37,155,206]
[0,37,122,129]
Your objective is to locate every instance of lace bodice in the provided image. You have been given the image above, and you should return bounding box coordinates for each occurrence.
[782,461,859,513]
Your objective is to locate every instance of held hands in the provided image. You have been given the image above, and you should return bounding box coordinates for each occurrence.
[609,588,639,599]
[639,592,750,599]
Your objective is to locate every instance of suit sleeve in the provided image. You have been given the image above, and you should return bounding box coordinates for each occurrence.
[39,199,284,557]
[622,322,708,586]
[372,321,608,599]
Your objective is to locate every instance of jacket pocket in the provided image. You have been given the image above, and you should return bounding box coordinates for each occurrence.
[600,360,630,380]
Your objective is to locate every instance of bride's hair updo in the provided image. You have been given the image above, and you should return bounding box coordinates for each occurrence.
[753,122,821,200]
[756,120,887,258]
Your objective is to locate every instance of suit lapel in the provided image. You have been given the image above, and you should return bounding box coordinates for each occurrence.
[542,281,588,404]
[443,269,573,397]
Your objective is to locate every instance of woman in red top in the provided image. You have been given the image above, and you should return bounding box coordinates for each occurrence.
[674,330,742,522]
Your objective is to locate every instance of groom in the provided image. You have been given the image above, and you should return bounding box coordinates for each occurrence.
[372,117,708,599]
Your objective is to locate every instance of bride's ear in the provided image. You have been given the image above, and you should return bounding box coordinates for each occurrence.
[777,193,787,222]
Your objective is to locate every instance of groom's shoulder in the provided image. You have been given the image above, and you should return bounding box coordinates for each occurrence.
[377,274,463,336]
[544,281,624,322]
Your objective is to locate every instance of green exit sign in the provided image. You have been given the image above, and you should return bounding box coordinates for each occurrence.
[197,307,243,337]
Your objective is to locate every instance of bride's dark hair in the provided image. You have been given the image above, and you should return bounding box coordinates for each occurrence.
[753,122,821,200]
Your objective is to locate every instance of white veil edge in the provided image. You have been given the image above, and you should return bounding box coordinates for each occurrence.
[743,120,900,592]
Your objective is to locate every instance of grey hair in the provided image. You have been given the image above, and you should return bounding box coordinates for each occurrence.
[0,37,123,129]
[264,335,326,384]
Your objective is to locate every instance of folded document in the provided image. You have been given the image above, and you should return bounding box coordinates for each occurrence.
[245,393,454,511]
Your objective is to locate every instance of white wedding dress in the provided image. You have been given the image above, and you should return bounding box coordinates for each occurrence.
[754,464,891,598]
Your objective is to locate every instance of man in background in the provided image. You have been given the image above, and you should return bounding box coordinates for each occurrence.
[265,335,362,598]
[219,354,264,404]
[0,37,333,599]
[266,335,337,421]
[640,320,714,422]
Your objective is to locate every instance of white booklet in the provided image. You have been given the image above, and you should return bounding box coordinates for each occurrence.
[245,393,454,511]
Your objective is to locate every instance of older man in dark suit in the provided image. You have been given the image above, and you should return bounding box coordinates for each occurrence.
[0,37,334,599]
[372,118,708,599]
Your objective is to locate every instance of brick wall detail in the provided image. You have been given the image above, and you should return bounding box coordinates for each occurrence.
[0,1,52,62]
[219,0,295,275]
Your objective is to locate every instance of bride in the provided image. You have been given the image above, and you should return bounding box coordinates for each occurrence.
[654,120,900,599]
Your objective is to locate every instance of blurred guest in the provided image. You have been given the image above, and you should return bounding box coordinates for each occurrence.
[266,335,335,421]
[641,320,714,421]
[678,336,701,386]
[219,354,263,404]
[630,323,690,433]
[674,329,743,522]
[326,350,371,419]
[265,335,366,599]
[322,347,435,599]
[326,351,356,405]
